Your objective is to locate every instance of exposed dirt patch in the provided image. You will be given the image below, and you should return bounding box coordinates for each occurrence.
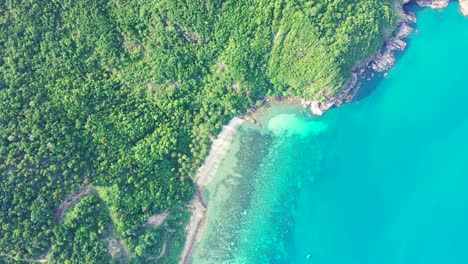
[122,35,144,53]
[145,211,169,229]
[174,23,200,44]
[144,241,167,262]
[216,62,227,73]
[105,227,130,263]
[36,248,51,263]
[232,82,241,92]
[274,30,282,43]
[0,250,50,263]
[182,32,199,44]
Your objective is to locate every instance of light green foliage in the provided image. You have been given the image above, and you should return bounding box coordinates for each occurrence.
[0,0,395,262]
[269,0,395,97]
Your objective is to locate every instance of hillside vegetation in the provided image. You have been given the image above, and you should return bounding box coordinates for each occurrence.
[0,0,395,262]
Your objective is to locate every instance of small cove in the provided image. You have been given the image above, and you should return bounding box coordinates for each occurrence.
[190,3,468,263]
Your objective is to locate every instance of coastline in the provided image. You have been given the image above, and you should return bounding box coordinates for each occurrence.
[179,117,244,264]
[302,0,417,116]
[179,1,463,263]
[303,0,467,116]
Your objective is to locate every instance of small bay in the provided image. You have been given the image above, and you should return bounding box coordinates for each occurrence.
[190,3,468,263]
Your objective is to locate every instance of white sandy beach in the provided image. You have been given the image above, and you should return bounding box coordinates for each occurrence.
[179,117,245,264]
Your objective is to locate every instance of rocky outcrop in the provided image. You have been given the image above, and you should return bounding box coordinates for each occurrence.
[460,0,468,16]
[394,22,414,39]
[304,0,459,116]
[54,185,94,224]
[305,21,414,115]
[146,211,169,228]
[371,24,411,72]
[416,0,449,8]
[301,99,332,116]
[301,71,359,115]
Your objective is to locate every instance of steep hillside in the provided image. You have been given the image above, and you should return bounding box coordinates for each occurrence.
[0,0,395,262]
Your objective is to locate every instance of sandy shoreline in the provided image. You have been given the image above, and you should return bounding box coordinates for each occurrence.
[195,117,245,188]
[179,117,245,264]
[179,1,464,263]
[179,99,320,264]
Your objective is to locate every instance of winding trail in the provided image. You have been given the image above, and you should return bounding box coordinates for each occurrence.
[1,185,96,263]
[0,250,50,263]
[54,185,95,224]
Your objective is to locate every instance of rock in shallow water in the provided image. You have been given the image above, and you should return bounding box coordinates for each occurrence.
[416,0,449,9]
[395,23,414,39]
[460,0,468,16]
[370,23,413,72]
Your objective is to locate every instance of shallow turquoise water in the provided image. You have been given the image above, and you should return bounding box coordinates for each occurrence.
[191,4,468,264]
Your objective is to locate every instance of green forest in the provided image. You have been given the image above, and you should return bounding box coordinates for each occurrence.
[0,0,396,263]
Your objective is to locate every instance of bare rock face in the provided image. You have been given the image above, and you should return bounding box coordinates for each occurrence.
[415,0,449,9]
[301,99,333,116]
[460,0,468,16]
[307,0,456,116]
[301,71,360,116]
[371,51,396,72]
[395,0,417,22]
[310,10,417,114]
[371,23,413,72]
[394,23,414,39]
[309,101,325,116]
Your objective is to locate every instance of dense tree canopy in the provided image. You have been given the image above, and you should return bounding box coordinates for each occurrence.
[0,0,396,262]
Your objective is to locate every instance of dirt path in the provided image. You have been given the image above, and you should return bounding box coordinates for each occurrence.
[54,185,94,224]
[0,250,50,263]
[2,185,96,263]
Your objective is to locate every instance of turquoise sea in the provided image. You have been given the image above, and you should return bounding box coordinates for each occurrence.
[190,3,468,264]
